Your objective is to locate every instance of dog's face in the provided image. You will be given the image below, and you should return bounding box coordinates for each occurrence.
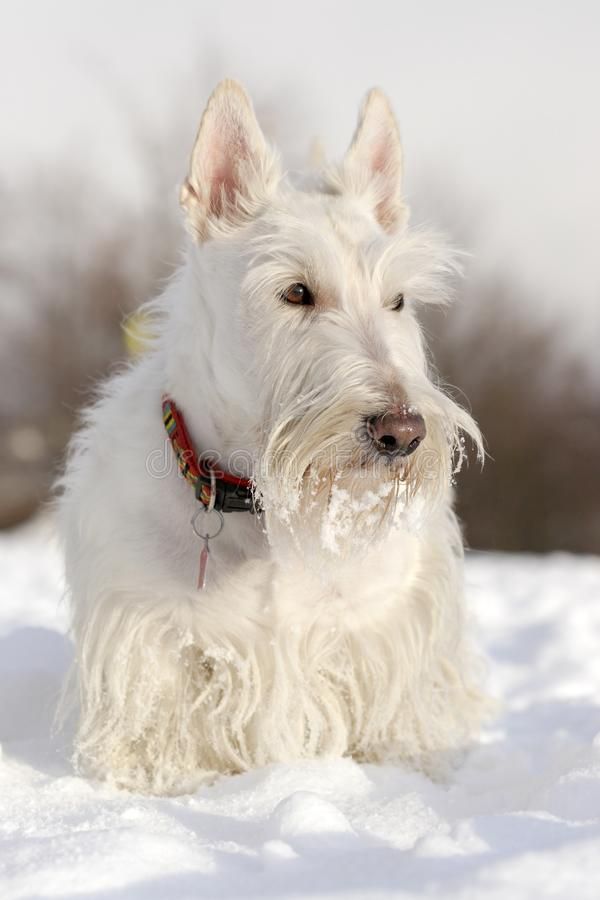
[179,81,481,553]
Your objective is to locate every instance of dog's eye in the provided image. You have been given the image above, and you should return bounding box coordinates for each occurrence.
[281,283,315,306]
[391,293,405,311]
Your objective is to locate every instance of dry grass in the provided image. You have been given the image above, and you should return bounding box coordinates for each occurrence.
[0,170,180,526]
[427,280,600,553]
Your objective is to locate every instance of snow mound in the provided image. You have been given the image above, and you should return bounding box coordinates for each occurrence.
[1,518,600,898]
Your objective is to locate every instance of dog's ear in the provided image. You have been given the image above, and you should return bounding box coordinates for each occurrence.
[342,89,407,232]
[181,80,280,239]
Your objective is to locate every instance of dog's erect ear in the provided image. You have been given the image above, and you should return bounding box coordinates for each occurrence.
[181,80,280,239]
[341,89,406,232]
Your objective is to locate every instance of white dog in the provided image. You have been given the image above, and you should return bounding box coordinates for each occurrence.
[58,80,487,795]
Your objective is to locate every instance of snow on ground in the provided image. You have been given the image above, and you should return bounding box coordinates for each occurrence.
[1,518,600,899]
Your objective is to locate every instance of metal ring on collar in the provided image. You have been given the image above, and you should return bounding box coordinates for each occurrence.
[191,507,225,540]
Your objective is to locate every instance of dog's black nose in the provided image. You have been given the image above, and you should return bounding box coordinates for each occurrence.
[367,408,426,458]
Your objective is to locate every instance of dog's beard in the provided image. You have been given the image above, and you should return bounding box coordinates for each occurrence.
[254,381,482,562]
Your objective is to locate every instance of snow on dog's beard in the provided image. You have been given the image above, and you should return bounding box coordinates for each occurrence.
[257,380,480,562]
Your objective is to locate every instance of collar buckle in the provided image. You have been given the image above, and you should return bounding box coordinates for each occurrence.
[195,475,256,514]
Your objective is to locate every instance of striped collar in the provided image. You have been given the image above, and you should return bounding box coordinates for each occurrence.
[162,397,256,513]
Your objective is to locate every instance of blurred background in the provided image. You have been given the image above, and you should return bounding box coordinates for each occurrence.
[1,0,598,552]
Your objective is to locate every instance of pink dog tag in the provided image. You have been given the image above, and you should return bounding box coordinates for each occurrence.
[198,537,210,590]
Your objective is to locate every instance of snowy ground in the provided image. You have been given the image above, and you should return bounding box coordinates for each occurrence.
[1,518,600,899]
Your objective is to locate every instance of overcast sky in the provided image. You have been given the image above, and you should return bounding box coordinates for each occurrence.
[2,1,599,337]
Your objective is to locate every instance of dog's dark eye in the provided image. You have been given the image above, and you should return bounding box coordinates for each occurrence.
[391,293,405,311]
[281,283,315,306]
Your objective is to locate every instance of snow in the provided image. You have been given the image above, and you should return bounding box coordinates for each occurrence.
[1,518,600,899]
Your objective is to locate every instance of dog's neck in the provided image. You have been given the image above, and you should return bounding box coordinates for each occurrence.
[159,244,260,467]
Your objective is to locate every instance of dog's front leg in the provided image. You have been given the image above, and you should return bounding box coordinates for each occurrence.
[69,587,264,795]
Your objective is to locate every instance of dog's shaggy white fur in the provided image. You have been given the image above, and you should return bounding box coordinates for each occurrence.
[58,81,488,795]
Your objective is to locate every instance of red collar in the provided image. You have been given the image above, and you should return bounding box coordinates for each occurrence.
[162,397,256,513]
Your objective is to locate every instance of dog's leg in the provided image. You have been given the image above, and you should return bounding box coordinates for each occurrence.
[346,521,489,777]
[67,588,270,794]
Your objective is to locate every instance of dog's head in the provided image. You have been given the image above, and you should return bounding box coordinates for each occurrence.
[176,80,482,553]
